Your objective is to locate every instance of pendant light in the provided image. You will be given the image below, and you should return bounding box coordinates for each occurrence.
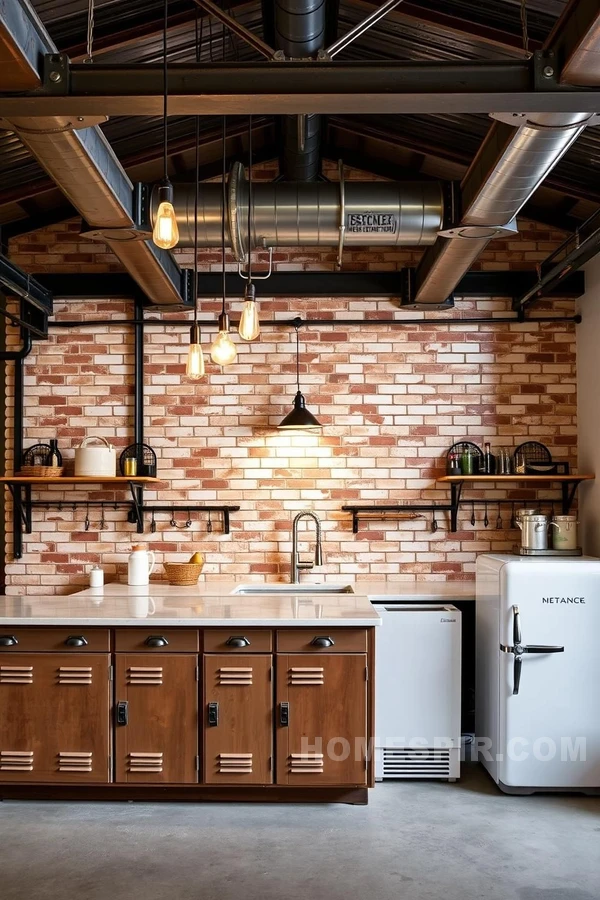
[210,116,237,366]
[185,18,204,380]
[278,322,322,429]
[152,0,179,250]
[238,116,260,342]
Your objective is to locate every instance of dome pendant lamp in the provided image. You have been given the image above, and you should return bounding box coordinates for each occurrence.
[152,0,179,250]
[210,116,237,367]
[278,322,322,430]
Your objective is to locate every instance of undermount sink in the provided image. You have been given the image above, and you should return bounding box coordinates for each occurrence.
[231,583,355,595]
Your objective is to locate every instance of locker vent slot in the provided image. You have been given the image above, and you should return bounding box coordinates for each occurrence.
[128,752,163,773]
[218,752,253,774]
[0,750,34,771]
[58,666,93,685]
[289,753,324,774]
[289,667,324,686]
[382,748,451,778]
[0,666,33,684]
[128,667,163,685]
[218,667,253,686]
[58,751,93,772]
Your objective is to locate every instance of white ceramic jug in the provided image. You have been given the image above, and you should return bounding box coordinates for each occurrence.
[127,544,156,586]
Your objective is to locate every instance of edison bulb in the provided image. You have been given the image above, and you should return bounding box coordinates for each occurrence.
[186,343,205,379]
[238,297,260,341]
[152,200,179,249]
[210,330,237,366]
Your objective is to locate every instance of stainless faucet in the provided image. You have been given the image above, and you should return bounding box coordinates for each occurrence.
[291,511,323,583]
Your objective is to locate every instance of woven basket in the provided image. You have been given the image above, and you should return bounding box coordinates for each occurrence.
[19,465,63,478]
[163,562,204,586]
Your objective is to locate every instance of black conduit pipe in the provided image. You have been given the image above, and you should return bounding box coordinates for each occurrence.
[49,315,582,329]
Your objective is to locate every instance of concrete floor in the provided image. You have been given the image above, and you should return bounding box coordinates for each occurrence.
[0,765,598,900]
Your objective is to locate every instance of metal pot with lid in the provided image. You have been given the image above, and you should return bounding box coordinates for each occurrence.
[517,514,549,551]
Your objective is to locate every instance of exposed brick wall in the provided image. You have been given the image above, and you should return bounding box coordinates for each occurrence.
[4,166,577,594]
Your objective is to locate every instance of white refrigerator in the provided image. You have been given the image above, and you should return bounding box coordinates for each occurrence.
[476,554,600,794]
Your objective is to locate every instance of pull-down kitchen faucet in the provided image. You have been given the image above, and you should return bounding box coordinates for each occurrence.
[291,511,323,583]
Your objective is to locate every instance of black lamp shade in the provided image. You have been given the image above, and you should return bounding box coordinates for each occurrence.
[278,391,322,429]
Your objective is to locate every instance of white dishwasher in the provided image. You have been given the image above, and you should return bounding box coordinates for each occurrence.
[374,603,462,781]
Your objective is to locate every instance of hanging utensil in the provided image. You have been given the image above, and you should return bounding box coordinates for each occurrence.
[496,504,503,530]
[484,500,489,528]
[207,510,213,533]
[99,502,106,531]
[510,502,516,529]
[186,509,192,528]
[471,500,476,527]
[84,502,90,532]
[431,506,438,533]
[151,509,156,534]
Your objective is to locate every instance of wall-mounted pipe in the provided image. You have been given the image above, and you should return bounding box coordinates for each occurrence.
[151,170,444,257]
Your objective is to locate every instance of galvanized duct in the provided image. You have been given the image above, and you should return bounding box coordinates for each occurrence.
[1,1,186,307]
[151,170,444,257]
[414,111,592,305]
[274,0,326,181]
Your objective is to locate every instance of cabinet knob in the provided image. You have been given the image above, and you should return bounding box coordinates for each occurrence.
[225,636,250,648]
[65,635,88,647]
[145,635,169,648]
[0,635,18,647]
[310,636,335,648]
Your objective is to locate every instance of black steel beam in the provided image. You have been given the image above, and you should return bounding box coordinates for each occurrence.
[0,255,53,314]
[2,58,600,116]
[36,269,585,301]
[515,207,600,310]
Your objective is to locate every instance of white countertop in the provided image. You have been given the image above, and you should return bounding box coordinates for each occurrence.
[0,580,475,627]
[0,590,381,627]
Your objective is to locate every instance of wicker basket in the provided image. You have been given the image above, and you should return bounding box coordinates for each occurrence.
[19,465,63,478]
[163,561,204,586]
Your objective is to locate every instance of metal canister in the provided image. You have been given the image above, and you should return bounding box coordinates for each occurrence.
[550,515,578,550]
[515,507,538,526]
[518,514,549,550]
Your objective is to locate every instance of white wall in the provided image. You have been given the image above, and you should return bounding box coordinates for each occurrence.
[577,255,600,554]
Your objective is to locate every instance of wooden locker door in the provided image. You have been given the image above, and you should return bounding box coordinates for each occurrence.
[0,653,111,783]
[276,654,368,786]
[204,654,273,785]
[115,654,198,783]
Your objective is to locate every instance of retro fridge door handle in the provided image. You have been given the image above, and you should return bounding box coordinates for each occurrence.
[513,655,522,695]
[523,644,564,654]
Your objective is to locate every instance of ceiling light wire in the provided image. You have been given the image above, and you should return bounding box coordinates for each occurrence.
[520,0,529,54]
[84,0,95,63]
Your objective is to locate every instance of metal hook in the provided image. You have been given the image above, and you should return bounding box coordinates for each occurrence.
[496,503,503,530]
[207,510,213,533]
[84,502,90,532]
[151,509,156,534]
[186,508,192,528]
[431,506,438,533]
[72,502,77,511]
[99,502,105,531]
[170,508,177,527]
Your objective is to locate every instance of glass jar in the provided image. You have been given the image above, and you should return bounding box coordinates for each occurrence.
[460,449,475,475]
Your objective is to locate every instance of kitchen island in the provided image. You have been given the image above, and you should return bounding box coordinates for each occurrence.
[0,585,380,804]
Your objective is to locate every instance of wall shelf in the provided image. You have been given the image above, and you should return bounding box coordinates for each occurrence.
[343,475,594,535]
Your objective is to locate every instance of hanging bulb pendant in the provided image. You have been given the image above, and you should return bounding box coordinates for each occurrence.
[210,312,237,366]
[186,323,205,379]
[238,282,260,341]
[152,182,179,250]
